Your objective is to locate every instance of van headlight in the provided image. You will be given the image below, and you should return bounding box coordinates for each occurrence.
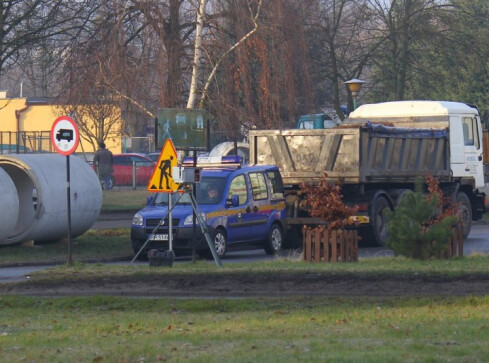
[132,213,143,226]
[184,213,206,225]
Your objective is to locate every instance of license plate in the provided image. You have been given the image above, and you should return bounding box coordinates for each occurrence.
[149,234,169,241]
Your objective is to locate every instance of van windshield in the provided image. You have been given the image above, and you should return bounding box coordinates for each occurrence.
[152,176,226,205]
[153,192,192,205]
[196,177,226,205]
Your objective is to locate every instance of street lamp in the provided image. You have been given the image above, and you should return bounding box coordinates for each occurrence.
[344,78,365,111]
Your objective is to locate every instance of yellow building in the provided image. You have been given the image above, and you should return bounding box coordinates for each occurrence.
[0,96,122,154]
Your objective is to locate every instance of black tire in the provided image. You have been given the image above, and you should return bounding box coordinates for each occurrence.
[131,240,148,261]
[283,225,302,249]
[456,192,472,238]
[264,224,283,255]
[395,189,414,208]
[370,195,392,247]
[211,228,227,257]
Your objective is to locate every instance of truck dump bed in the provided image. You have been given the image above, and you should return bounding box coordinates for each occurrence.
[249,122,451,185]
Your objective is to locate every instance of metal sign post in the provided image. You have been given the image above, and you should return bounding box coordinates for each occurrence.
[168,192,173,252]
[66,155,72,263]
[50,116,80,265]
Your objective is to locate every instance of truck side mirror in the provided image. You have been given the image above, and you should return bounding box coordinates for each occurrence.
[147,195,152,206]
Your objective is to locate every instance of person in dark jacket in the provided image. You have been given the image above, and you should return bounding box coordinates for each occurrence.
[93,142,114,190]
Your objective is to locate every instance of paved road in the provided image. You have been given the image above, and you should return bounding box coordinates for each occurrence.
[1,216,488,283]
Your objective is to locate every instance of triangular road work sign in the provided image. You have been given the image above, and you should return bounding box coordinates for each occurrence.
[147,139,180,192]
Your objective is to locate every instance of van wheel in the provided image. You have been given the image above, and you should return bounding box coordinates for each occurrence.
[456,192,472,238]
[371,195,392,247]
[131,240,148,261]
[264,224,283,255]
[212,228,227,257]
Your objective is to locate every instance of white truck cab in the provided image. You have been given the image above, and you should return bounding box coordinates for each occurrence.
[349,101,487,189]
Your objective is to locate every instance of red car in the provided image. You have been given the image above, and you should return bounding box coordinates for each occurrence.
[93,153,156,188]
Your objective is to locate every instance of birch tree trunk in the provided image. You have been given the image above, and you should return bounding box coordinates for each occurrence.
[198,0,262,109]
[186,0,207,109]
[186,0,263,110]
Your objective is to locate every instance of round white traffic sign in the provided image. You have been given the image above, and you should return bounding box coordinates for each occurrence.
[50,116,80,155]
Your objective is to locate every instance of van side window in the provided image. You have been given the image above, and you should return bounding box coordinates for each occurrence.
[227,175,248,206]
[462,117,480,149]
[249,172,268,200]
[266,170,284,199]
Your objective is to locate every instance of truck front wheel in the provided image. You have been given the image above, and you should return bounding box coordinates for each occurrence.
[370,195,392,247]
[456,192,472,238]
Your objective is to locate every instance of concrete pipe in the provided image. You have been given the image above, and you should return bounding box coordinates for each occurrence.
[0,154,102,245]
[0,167,19,244]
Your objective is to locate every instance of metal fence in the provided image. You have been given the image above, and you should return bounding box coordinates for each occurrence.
[0,131,53,154]
[122,136,155,154]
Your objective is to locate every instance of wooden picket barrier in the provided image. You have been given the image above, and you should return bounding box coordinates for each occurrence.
[303,227,359,263]
[443,226,464,258]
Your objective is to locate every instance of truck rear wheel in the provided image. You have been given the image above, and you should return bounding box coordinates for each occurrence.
[370,195,392,247]
[456,192,472,238]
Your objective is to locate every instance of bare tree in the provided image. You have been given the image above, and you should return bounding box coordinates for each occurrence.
[191,0,263,109]
[0,0,94,95]
[186,0,207,109]
[201,0,313,140]
[368,0,448,101]
[56,3,126,147]
[306,0,379,116]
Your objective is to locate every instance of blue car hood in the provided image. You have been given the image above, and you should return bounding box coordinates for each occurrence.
[136,203,218,219]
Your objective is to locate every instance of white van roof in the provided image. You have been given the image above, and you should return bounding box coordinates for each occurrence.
[349,101,477,118]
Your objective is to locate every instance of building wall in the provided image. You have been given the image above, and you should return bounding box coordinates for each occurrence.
[0,98,122,153]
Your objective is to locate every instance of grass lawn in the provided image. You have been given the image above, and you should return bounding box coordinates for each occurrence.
[1,240,489,361]
[0,229,132,266]
[101,189,150,211]
[1,189,489,360]
[0,294,489,361]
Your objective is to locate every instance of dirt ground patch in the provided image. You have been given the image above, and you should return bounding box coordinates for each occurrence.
[1,272,489,297]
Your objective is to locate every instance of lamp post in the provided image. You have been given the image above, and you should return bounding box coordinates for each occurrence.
[344,78,365,111]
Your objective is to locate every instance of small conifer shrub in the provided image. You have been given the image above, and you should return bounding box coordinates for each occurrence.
[386,177,458,259]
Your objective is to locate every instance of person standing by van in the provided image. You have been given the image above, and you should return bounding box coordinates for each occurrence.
[93,141,114,190]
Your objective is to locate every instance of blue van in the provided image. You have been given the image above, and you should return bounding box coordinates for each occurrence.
[131,158,287,258]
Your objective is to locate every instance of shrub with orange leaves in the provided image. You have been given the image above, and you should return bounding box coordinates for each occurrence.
[425,173,461,227]
[300,173,358,230]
